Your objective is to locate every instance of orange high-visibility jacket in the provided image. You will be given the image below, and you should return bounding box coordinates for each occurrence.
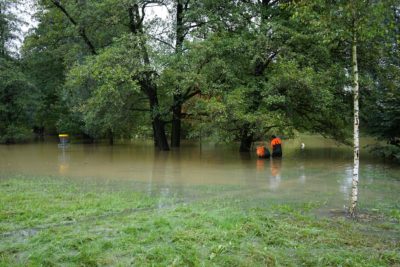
[271,137,282,157]
[256,146,266,157]
[271,137,282,147]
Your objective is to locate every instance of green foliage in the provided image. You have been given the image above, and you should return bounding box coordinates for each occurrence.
[368,144,400,163]
[64,34,144,139]
[178,5,351,144]
[266,58,350,141]
[365,73,400,139]
[0,1,38,143]
[1,0,397,150]
[0,0,24,57]
[359,2,400,162]
[294,0,398,161]
[0,58,37,143]
[22,44,65,135]
[0,124,32,143]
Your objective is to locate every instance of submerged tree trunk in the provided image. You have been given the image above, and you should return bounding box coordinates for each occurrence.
[239,126,254,152]
[108,129,114,145]
[171,102,182,147]
[349,30,360,217]
[148,89,170,151]
[171,0,185,147]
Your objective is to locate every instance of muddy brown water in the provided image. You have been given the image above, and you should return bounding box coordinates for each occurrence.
[1,136,399,210]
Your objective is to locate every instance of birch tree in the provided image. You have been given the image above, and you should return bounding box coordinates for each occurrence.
[350,8,360,216]
[294,0,391,216]
[345,0,387,216]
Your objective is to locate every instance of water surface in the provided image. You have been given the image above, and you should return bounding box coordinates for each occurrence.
[1,136,399,210]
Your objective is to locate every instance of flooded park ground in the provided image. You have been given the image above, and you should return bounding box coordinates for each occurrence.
[0,136,399,266]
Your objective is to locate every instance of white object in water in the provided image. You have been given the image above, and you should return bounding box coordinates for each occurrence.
[300,143,305,150]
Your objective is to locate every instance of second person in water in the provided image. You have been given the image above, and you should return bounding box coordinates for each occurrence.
[270,135,282,157]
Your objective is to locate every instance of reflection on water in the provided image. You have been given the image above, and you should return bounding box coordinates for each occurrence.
[58,147,70,175]
[269,158,282,191]
[0,136,399,209]
[298,163,306,184]
[340,166,354,201]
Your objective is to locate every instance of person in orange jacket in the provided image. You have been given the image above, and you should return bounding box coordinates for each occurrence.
[256,144,270,158]
[270,135,282,157]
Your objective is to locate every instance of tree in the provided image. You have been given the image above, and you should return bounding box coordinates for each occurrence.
[174,0,350,152]
[126,1,170,150]
[0,0,39,143]
[28,0,171,149]
[363,1,400,162]
[0,57,38,143]
[0,0,23,57]
[64,35,146,144]
[333,0,388,216]
[296,0,391,216]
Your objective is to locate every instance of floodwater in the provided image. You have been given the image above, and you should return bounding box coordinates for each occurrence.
[1,136,399,210]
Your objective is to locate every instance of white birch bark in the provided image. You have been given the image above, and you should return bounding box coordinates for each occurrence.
[350,30,360,217]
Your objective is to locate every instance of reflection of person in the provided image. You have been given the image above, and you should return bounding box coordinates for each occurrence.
[270,158,282,177]
[270,135,282,157]
[269,158,282,190]
[256,159,265,171]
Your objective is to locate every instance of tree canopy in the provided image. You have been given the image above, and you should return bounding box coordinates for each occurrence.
[0,0,398,161]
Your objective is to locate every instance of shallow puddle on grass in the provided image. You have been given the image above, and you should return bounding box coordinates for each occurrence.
[0,136,399,210]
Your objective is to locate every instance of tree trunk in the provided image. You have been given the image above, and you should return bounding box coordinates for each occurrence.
[108,129,114,145]
[82,133,95,144]
[349,31,360,217]
[239,126,254,152]
[152,123,158,147]
[153,118,169,150]
[171,0,185,147]
[171,101,182,147]
[148,90,170,151]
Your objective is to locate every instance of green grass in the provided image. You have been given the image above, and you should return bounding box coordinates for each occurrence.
[0,176,399,266]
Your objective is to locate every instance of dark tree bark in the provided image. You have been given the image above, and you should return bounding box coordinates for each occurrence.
[171,102,182,147]
[147,87,170,150]
[239,126,254,152]
[108,128,114,145]
[171,0,186,147]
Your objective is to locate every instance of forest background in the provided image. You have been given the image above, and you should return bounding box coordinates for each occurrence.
[1,0,399,162]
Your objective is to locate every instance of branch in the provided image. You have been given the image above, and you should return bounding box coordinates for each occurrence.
[140,3,147,26]
[132,108,151,112]
[50,0,97,55]
[149,35,175,50]
[254,50,278,76]
[183,21,207,31]
[184,89,201,100]
[184,0,190,11]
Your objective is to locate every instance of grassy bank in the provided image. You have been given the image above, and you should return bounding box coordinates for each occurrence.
[1,176,399,266]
